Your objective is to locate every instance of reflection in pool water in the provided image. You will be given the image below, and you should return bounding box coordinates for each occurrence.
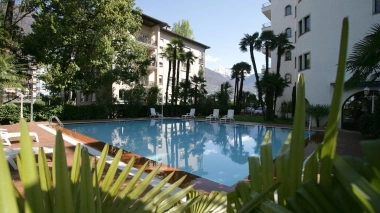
[65,119,314,186]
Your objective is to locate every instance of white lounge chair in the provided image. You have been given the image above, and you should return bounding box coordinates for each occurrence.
[4,146,53,170]
[1,131,40,146]
[150,108,163,118]
[220,109,235,122]
[182,108,196,119]
[206,109,219,121]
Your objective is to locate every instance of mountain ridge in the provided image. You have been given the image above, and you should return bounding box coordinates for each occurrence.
[204,67,258,95]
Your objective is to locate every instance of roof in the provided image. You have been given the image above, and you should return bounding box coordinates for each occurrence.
[141,13,210,49]
[141,14,169,28]
[161,28,210,49]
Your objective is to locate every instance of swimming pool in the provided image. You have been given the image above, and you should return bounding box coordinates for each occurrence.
[65,119,314,186]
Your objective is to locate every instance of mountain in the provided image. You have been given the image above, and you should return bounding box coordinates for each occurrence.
[204,67,260,95]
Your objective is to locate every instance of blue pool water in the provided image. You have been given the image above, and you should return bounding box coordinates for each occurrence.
[65,119,314,186]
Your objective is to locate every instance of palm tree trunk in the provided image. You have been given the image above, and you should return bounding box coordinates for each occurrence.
[171,49,177,110]
[184,60,190,104]
[239,73,244,110]
[249,44,265,119]
[175,60,180,106]
[165,60,172,105]
[273,49,282,115]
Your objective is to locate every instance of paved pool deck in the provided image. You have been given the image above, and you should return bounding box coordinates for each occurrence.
[2,118,365,195]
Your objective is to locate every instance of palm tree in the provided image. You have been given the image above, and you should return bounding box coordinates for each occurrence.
[231,62,251,110]
[275,32,295,75]
[217,81,232,108]
[169,38,184,106]
[345,23,380,89]
[273,32,295,111]
[260,73,287,120]
[175,50,185,106]
[239,33,265,115]
[190,74,207,106]
[230,67,240,105]
[161,45,174,105]
[259,30,277,75]
[183,51,197,104]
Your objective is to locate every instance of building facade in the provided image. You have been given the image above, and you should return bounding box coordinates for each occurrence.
[109,14,209,105]
[262,0,380,127]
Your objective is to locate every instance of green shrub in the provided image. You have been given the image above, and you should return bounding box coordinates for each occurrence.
[358,113,375,137]
[0,103,20,124]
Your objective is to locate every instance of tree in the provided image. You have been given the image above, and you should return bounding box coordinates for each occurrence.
[306,104,330,127]
[231,62,251,110]
[259,30,277,75]
[161,44,174,104]
[239,33,265,116]
[273,32,294,112]
[230,67,239,105]
[146,85,160,106]
[23,0,149,103]
[190,74,207,106]
[345,23,380,89]
[275,32,295,75]
[168,38,184,107]
[217,81,232,108]
[172,19,194,39]
[260,72,287,120]
[183,51,197,104]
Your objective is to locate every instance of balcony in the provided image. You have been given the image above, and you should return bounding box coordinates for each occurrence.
[147,61,157,73]
[262,22,272,31]
[262,2,271,20]
[136,33,157,50]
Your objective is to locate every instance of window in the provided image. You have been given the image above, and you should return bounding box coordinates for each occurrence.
[285,5,291,16]
[159,62,163,67]
[298,53,311,71]
[298,15,310,36]
[298,55,302,71]
[295,31,297,43]
[298,20,303,36]
[295,6,297,17]
[304,16,310,32]
[294,57,297,68]
[285,51,291,61]
[304,53,311,69]
[285,28,292,38]
[376,0,380,13]
[159,75,163,85]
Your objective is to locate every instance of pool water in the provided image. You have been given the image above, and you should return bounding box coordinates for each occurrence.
[65,119,314,186]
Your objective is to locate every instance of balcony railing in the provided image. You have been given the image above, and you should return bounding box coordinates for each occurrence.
[136,33,156,46]
[262,2,271,9]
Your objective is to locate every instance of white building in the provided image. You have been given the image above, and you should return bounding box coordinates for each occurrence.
[262,0,380,127]
[104,14,209,105]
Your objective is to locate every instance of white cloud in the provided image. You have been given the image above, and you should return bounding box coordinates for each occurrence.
[205,55,220,63]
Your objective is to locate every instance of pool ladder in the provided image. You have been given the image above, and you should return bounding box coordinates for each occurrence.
[49,116,64,128]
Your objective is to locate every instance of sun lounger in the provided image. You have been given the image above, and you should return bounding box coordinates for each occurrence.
[182,108,196,119]
[220,109,235,123]
[150,108,163,118]
[4,146,53,170]
[1,131,40,146]
[206,109,219,121]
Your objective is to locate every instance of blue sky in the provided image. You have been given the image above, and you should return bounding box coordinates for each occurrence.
[134,0,268,72]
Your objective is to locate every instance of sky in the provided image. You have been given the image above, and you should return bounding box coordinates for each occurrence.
[134,0,269,72]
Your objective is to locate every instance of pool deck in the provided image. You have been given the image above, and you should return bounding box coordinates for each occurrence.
[2,118,364,195]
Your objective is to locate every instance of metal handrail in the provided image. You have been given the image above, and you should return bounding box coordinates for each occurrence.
[49,116,64,127]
